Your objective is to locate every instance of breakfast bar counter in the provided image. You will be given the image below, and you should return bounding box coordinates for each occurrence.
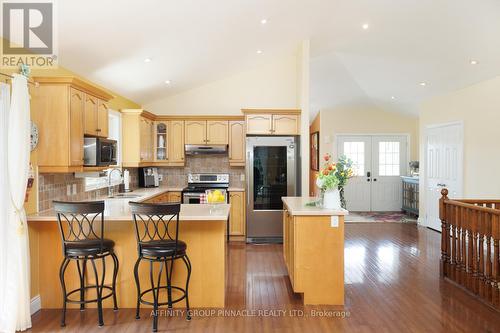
[282,197,348,305]
[27,190,229,309]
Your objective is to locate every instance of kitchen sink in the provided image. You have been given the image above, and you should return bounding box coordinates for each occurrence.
[107,194,141,199]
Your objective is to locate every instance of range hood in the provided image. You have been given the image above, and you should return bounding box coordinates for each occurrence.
[185,144,228,155]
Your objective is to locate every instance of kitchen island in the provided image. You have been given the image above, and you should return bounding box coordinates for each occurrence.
[27,188,229,309]
[282,197,348,305]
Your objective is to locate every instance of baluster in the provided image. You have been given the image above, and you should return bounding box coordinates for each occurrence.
[447,204,453,277]
[485,213,492,304]
[457,206,463,285]
[492,214,499,309]
[472,209,479,295]
[450,205,457,281]
[478,211,485,299]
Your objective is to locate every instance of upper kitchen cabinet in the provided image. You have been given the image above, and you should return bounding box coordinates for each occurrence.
[122,109,155,167]
[154,121,168,162]
[243,109,301,135]
[185,120,229,145]
[30,77,113,173]
[97,100,110,138]
[168,120,185,166]
[229,121,245,166]
[84,96,109,137]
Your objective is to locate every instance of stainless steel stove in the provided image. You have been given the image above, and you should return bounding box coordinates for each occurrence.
[181,173,229,204]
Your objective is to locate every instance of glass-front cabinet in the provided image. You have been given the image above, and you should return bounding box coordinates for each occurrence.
[155,122,168,161]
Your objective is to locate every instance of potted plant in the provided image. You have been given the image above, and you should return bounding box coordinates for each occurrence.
[315,154,353,209]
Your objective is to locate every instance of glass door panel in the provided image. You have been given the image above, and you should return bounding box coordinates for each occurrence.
[253,146,287,210]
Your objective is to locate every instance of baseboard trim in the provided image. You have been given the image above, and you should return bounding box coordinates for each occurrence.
[417,217,425,226]
[30,295,41,315]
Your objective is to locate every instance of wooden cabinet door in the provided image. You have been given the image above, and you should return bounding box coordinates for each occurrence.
[169,120,185,163]
[97,100,109,138]
[69,88,84,166]
[84,94,98,136]
[139,117,151,162]
[185,120,206,144]
[229,121,245,166]
[229,191,246,236]
[206,121,228,144]
[246,114,272,134]
[272,114,300,135]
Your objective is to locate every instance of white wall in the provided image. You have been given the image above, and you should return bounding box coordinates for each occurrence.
[145,55,299,115]
[419,75,500,220]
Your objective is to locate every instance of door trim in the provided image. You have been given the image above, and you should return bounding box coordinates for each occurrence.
[423,121,464,228]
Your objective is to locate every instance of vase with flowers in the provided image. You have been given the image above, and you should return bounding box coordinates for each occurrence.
[315,154,354,209]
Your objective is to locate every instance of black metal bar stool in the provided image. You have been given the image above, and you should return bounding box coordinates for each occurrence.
[54,201,119,327]
[129,202,191,332]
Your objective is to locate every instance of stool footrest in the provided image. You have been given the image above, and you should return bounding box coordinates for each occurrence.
[139,285,187,307]
[65,285,115,304]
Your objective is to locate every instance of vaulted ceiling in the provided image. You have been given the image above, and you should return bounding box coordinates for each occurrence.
[51,0,500,116]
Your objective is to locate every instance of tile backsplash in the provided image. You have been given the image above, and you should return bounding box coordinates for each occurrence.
[38,155,244,211]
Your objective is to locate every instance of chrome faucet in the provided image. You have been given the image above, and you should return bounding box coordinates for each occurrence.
[108,167,123,197]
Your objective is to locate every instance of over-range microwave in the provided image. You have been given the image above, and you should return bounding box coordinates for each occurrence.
[84,137,117,167]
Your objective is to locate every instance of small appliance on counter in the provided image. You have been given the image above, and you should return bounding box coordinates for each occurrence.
[138,167,160,188]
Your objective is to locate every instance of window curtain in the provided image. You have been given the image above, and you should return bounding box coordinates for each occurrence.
[0,74,32,332]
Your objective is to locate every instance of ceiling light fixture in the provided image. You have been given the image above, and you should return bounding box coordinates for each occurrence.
[261,18,268,25]
[420,82,426,86]
[470,60,478,65]
[165,80,171,85]
[362,23,369,30]
[391,96,396,100]
[256,50,263,54]
[144,58,152,63]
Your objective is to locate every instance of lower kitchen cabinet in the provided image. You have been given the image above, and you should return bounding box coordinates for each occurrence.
[229,191,246,238]
[145,191,182,203]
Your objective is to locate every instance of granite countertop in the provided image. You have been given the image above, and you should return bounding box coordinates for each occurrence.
[282,197,348,216]
[28,187,230,222]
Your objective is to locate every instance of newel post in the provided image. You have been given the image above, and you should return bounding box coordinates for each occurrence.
[439,188,449,277]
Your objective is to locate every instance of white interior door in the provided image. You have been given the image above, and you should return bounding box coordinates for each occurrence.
[425,123,463,231]
[337,136,372,211]
[338,135,408,211]
[371,136,407,211]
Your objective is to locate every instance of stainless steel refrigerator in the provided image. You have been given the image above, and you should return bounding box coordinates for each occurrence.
[246,136,301,243]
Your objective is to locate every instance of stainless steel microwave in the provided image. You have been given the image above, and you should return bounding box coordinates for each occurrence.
[84,137,117,166]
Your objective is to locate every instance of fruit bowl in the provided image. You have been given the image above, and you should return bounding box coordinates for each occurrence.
[206,189,227,204]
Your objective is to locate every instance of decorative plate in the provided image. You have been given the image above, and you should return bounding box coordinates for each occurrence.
[30,121,39,151]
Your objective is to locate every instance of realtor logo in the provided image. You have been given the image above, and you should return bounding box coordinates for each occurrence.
[1,0,57,67]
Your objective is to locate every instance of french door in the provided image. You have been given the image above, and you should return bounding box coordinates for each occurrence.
[337,135,408,211]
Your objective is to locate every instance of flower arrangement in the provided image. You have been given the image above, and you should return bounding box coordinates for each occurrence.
[313,154,354,208]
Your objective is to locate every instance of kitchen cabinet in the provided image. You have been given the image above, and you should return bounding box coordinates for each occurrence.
[84,95,109,138]
[167,192,182,202]
[243,109,301,135]
[185,120,206,144]
[185,120,228,145]
[154,121,168,162]
[31,77,113,173]
[146,191,182,203]
[168,120,185,165]
[229,121,245,166]
[122,109,155,167]
[229,191,246,237]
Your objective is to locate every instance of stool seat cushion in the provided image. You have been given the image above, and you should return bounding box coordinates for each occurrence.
[140,240,187,257]
[65,239,115,257]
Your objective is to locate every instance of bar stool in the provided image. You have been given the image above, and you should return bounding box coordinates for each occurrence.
[54,201,119,327]
[129,202,191,332]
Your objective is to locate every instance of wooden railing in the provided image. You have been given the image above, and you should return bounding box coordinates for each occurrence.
[440,189,500,311]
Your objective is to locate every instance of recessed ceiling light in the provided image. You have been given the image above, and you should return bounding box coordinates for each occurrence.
[256,50,263,54]
[470,60,478,65]
[391,96,396,100]
[164,80,171,85]
[419,82,427,86]
[144,58,152,63]
[260,18,268,25]
[362,23,369,30]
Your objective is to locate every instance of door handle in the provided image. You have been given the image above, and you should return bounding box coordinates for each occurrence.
[367,178,371,182]
[373,178,377,182]
[367,171,371,178]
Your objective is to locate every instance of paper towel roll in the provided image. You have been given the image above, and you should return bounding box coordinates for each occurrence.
[123,169,130,191]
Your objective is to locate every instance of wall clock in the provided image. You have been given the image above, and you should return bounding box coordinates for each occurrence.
[30,121,39,151]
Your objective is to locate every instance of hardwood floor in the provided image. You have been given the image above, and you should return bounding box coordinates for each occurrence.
[29,223,500,332]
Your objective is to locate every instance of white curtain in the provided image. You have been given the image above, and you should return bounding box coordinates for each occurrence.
[0,74,32,332]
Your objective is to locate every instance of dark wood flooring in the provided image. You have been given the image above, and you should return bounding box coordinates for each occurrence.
[28,223,500,332]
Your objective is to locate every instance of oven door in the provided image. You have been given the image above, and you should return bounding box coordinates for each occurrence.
[182,192,202,204]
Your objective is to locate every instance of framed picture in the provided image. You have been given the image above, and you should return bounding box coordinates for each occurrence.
[310,132,319,171]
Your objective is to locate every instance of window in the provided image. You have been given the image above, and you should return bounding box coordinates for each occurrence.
[379,141,400,176]
[84,110,122,192]
[343,142,365,176]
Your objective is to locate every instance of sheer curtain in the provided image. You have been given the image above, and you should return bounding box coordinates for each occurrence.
[0,75,32,332]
